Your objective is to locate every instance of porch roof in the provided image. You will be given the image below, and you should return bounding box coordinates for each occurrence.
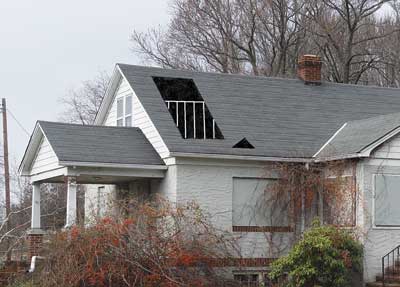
[19,121,166,183]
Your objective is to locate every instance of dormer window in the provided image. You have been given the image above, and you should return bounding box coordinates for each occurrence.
[117,95,132,127]
[153,77,223,139]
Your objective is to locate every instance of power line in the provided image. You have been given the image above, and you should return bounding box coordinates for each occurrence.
[3,108,30,137]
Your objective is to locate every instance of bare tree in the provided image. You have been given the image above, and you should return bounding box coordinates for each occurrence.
[305,0,396,84]
[59,71,110,125]
[132,0,306,77]
[132,0,400,86]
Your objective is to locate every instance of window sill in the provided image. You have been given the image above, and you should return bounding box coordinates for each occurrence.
[372,225,400,230]
[232,226,293,232]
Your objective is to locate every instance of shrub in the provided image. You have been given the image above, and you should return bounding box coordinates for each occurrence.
[269,220,363,287]
[27,200,240,287]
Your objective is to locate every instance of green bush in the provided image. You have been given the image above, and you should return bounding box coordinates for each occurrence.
[269,220,363,287]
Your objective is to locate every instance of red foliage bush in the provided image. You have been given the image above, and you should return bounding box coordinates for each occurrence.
[37,200,240,287]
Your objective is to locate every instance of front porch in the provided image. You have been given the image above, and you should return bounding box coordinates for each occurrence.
[19,121,167,258]
[30,164,166,230]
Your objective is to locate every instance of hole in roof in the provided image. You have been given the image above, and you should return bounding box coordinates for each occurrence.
[233,138,254,149]
[153,77,224,140]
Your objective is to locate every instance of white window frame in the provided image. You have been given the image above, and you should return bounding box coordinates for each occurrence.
[117,97,124,126]
[116,94,133,127]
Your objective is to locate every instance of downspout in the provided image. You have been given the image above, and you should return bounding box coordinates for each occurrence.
[300,163,310,233]
[28,256,45,273]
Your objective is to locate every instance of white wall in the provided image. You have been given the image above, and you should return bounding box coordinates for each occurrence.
[173,158,293,259]
[84,184,116,224]
[102,76,169,158]
[30,136,60,175]
[104,78,129,126]
[359,135,400,282]
[152,164,177,203]
[372,134,400,159]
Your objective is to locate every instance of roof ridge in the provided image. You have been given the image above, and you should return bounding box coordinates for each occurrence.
[117,63,302,83]
[116,63,400,91]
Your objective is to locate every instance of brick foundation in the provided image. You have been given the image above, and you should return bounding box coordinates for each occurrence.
[210,257,276,267]
[232,226,293,232]
[27,231,44,258]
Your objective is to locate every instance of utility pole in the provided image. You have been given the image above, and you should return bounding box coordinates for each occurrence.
[1,98,11,262]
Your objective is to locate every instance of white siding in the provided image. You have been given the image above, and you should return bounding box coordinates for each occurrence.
[104,78,131,126]
[357,160,400,282]
[372,134,400,159]
[102,77,169,158]
[30,137,60,175]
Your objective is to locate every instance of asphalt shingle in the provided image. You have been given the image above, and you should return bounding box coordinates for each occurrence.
[317,112,400,159]
[118,64,400,158]
[38,121,164,165]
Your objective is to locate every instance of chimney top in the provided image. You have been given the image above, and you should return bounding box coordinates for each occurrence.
[298,55,322,85]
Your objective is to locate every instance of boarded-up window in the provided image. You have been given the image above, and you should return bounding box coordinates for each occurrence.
[323,176,355,226]
[232,178,289,229]
[375,175,400,227]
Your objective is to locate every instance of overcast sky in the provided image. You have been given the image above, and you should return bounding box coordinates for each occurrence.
[0,0,170,165]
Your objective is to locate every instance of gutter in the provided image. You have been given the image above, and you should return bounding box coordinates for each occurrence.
[169,152,313,163]
[59,161,168,170]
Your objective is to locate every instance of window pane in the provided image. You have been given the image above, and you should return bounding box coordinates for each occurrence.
[375,175,400,226]
[117,98,124,118]
[125,116,132,127]
[232,178,287,227]
[117,119,123,127]
[125,95,132,115]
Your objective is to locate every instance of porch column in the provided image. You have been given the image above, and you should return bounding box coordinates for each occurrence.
[31,183,41,229]
[65,177,77,228]
[28,182,45,259]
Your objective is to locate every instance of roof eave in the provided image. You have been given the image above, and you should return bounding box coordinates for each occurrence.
[18,122,47,176]
[169,152,313,163]
[94,65,123,125]
[357,126,400,157]
[59,161,167,170]
[313,153,368,163]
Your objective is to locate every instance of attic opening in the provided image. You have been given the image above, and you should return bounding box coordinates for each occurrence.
[153,77,224,139]
[233,138,254,149]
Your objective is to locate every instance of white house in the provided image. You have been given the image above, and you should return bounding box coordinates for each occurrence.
[19,55,400,285]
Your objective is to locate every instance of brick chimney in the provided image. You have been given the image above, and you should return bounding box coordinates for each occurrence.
[298,55,322,85]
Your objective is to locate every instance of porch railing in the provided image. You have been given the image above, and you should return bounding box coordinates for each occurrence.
[165,100,216,139]
[382,244,400,286]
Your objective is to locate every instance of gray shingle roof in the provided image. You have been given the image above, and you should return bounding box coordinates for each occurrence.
[316,112,400,159]
[117,64,400,159]
[38,121,164,165]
